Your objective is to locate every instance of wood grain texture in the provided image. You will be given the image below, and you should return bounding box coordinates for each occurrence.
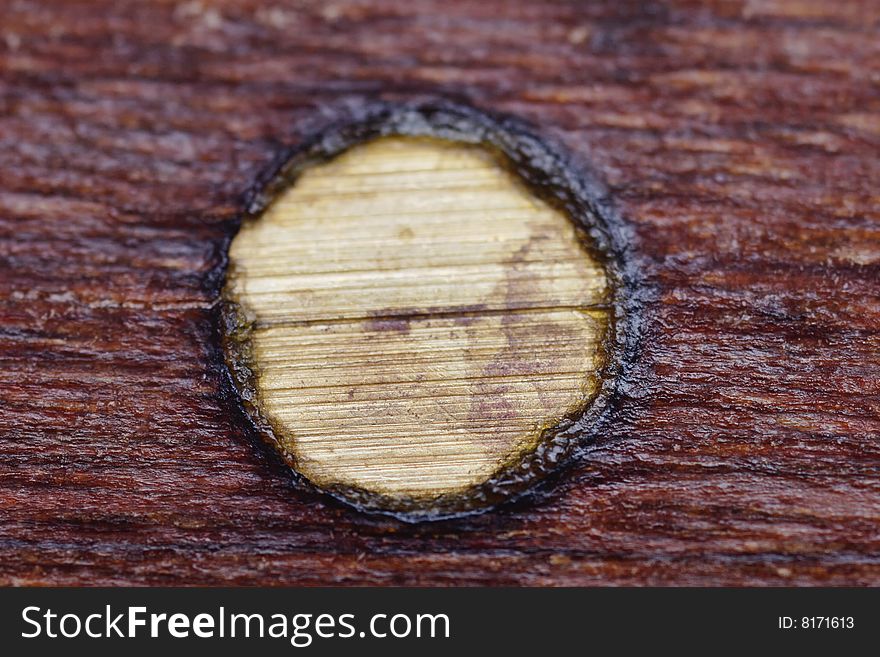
[0,0,878,585]
[226,137,609,501]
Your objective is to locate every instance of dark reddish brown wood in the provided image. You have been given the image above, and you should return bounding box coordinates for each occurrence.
[1,0,879,585]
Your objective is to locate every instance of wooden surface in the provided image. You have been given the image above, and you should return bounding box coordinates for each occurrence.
[0,0,878,585]
[226,137,608,504]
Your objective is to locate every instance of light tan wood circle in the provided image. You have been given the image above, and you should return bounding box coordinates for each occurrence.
[225,137,610,502]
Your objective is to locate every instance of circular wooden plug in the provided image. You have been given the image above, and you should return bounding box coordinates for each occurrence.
[223,133,615,517]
